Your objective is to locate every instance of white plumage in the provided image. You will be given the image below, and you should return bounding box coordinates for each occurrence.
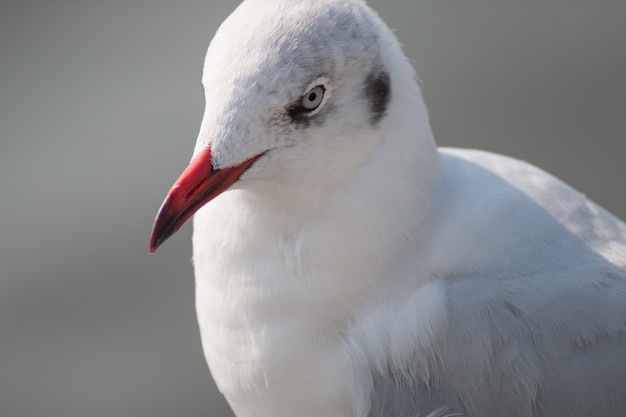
[149,1,626,416]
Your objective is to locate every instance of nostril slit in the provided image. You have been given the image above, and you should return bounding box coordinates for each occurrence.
[186,179,206,200]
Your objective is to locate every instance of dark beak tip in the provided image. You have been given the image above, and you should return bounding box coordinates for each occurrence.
[148,221,180,255]
[148,241,158,255]
[148,228,161,254]
[149,226,172,255]
[148,196,176,255]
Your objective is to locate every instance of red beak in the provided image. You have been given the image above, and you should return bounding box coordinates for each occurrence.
[149,147,262,254]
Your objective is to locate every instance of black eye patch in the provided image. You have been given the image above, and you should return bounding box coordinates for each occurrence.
[363,70,390,124]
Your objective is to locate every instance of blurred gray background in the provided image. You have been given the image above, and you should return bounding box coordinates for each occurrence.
[1,1,625,416]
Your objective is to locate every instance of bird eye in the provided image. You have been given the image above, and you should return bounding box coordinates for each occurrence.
[300,85,325,111]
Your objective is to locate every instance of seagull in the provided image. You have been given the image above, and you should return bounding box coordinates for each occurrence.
[149,0,626,416]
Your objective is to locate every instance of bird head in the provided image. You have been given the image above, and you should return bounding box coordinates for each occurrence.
[149,0,419,253]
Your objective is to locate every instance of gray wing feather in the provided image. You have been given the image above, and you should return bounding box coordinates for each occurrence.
[440,263,626,417]
[368,377,469,417]
[371,233,626,416]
